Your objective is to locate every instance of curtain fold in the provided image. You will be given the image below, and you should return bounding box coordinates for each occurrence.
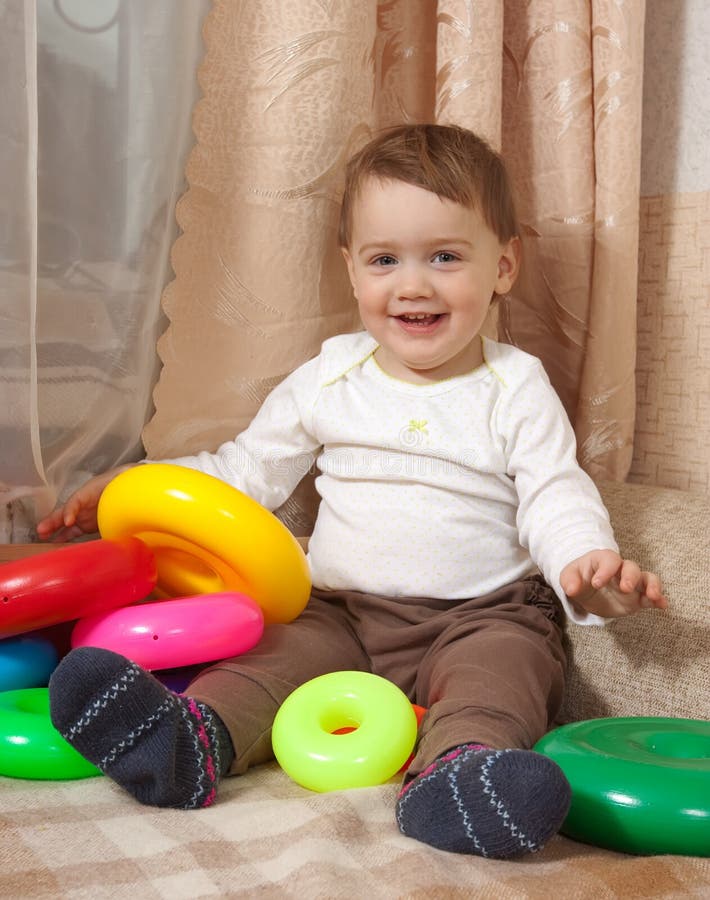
[436,0,503,142]
[499,0,645,481]
[0,0,207,540]
[0,2,46,493]
[577,0,645,479]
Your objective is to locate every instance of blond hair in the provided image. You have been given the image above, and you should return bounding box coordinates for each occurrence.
[338,124,518,248]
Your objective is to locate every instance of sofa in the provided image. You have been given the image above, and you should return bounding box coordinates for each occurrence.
[0,479,708,899]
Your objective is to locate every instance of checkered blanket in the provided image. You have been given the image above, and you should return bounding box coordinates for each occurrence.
[2,762,709,899]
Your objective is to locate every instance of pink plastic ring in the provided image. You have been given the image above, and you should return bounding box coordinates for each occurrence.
[71,591,264,670]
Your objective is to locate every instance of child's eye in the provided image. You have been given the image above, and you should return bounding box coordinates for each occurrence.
[372,255,398,267]
[433,251,458,264]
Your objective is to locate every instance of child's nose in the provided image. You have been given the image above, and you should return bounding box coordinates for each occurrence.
[396,264,433,300]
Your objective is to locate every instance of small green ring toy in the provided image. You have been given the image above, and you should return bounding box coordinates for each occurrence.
[0,687,101,780]
[272,671,418,792]
[534,716,710,856]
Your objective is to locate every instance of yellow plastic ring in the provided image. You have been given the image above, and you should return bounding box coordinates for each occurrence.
[97,463,311,624]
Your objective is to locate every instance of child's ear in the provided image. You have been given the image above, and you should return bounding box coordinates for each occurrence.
[494,236,521,294]
[341,247,357,294]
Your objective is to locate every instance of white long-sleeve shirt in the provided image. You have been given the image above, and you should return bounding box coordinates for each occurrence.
[162,332,617,625]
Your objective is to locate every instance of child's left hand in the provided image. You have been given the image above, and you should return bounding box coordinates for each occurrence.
[560,549,668,618]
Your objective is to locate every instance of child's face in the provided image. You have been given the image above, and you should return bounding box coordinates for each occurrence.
[342,177,520,383]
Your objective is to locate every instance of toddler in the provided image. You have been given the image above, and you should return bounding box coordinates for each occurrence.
[39,124,666,860]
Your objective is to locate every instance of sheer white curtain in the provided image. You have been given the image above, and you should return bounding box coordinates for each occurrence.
[0,0,208,540]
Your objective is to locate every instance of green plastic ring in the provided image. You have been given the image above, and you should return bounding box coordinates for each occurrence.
[0,688,101,781]
[272,671,418,792]
[534,716,710,856]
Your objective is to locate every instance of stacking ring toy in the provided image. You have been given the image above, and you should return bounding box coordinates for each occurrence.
[534,717,710,856]
[97,464,311,625]
[0,538,157,637]
[332,703,427,773]
[0,636,59,691]
[71,591,264,670]
[0,688,101,780]
[272,671,418,792]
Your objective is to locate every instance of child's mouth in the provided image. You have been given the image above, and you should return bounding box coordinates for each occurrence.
[396,313,442,330]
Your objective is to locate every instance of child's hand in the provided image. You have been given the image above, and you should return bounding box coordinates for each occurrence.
[35,465,135,542]
[560,549,668,618]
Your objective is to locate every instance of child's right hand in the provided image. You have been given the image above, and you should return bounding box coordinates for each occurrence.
[35,464,136,542]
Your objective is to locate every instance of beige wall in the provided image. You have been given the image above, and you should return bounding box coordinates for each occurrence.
[629,2,710,495]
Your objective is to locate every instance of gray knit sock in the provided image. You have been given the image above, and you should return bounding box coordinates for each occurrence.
[396,743,571,858]
[49,646,234,809]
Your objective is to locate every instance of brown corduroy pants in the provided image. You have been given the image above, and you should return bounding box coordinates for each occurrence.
[189,575,567,778]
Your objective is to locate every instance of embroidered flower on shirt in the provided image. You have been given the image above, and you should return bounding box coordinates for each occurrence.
[408,419,428,435]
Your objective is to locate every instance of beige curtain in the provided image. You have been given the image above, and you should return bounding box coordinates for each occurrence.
[501,1,644,482]
[144,0,645,531]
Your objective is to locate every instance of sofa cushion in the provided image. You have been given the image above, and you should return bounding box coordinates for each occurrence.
[559,481,710,723]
